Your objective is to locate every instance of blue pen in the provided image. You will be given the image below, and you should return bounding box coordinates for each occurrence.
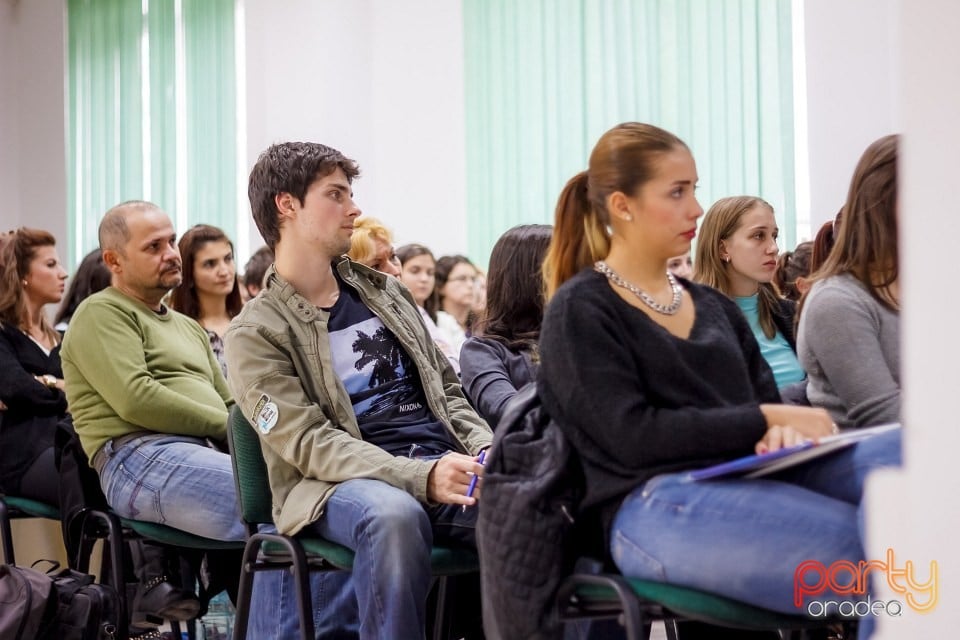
[463,449,486,511]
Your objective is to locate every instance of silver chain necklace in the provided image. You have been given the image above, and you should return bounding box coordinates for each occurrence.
[594,261,683,315]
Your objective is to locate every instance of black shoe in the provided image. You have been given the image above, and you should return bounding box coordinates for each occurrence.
[129,626,178,640]
[132,575,202,622]
[130,540,203,622]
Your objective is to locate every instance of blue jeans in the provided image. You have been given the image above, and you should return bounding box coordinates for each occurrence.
[610,430,901,623]
[101,435,345,637]
[247,541,360,639]
[99,435,246,541]
[304,478,478,640]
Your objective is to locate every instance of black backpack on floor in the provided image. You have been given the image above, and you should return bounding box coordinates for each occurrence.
[0,562,119,640]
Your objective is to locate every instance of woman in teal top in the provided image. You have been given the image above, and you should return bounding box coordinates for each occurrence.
[694,196,807,401]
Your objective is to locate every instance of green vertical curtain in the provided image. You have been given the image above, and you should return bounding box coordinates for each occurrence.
[66,0,237,267]
[463,0,796,267]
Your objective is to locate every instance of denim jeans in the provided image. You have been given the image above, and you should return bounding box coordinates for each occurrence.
[101,435,350,637]
[99,434,247,541]
[303,477,478,640]
[247,543,360,639]
[610,430,901,625]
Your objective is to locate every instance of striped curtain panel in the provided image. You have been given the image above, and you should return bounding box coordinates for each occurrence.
[66,0,238,267]
[463,0,796,267]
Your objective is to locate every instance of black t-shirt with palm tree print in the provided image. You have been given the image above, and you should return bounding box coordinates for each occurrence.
[325,279,456,457]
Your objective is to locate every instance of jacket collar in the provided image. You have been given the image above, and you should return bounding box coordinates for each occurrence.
[263,257,389,322]
[334,256,389,290]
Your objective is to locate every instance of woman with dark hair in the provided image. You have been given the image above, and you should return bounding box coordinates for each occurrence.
[809,209,842,274]
[242,245,274,300]
[397,243,440,321]
[170,224,243,377]
[0,227,69,505]
[693,196,807,400]
[773,241,813,302]
[536,122,899,621]
[460,225,551,427]
[54,248,112,330]
[434,254,478,356]
[396,243,459,372]
[798,135,900,429]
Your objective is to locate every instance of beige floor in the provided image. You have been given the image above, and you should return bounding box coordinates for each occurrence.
[3,517,104,579]
[3,518,69,567]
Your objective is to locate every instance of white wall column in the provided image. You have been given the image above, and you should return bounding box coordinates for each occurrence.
[0,0,67,243]
[800,0,899,234]
[865,0,960,636]
[242,0,467,258]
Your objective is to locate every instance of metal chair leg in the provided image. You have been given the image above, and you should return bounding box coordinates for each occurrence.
[665,619,682,640]
[432,576,450,640]
[231,538,261,640]
[0,500,14,565]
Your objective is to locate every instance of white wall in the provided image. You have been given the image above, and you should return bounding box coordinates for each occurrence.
[242,0,467,258]
[865,0,960,636]
[0,0,20,228]
[800,0,899,233]
[1,0,900,258]
[0,1,70,567]
[0,0,67,243]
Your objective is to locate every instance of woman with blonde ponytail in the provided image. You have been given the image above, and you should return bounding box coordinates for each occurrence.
[542,171,609,298]
[536,122,900,619]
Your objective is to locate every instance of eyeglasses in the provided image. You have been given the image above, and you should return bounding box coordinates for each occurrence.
[448,275,478,284]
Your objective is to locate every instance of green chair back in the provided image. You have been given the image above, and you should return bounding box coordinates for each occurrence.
[227,404,277,527]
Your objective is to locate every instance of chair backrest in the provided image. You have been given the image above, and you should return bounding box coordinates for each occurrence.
[226,405,275,531]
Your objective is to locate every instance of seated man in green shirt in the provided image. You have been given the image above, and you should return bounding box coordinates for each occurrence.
[61,200,246,629]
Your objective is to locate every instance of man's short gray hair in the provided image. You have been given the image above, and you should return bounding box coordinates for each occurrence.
[98,200,162,254]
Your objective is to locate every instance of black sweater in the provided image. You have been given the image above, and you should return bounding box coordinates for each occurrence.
[0,323,68,492]
[538,270,780,518]
[772,297,798,352]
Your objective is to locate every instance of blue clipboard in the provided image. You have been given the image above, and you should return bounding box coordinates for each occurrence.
[689,441,819,481]
[688,423,900,481]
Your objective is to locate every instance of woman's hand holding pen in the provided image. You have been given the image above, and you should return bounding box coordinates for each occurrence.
[427,452,485,506]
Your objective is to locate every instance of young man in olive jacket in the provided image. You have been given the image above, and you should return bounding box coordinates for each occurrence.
[225,142,492,639]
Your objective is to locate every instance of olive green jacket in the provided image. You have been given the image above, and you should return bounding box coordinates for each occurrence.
[224,258,491,535]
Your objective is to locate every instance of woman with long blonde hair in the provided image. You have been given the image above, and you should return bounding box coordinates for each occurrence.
[798,134,900,429]
[694,196,807,400]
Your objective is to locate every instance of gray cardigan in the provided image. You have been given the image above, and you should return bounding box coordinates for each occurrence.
[797,273,900,428]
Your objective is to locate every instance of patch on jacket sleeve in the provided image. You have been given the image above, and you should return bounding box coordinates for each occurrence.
[252,394,279,434]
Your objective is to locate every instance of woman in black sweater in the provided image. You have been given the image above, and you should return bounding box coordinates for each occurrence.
[538,123,901,620]
[0,228,70,505]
